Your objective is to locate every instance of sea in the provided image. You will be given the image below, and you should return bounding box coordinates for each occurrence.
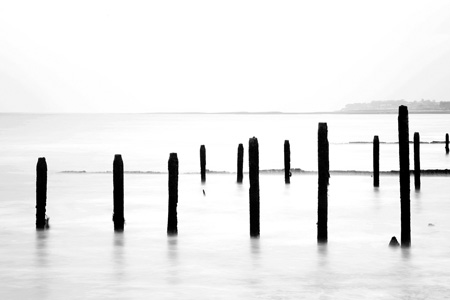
[0,113,449,299]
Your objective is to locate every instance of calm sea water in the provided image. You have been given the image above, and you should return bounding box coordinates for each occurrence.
[0,113,450,299]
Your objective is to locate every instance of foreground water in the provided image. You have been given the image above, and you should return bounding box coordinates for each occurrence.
[1,173,450,299]
[1,113,450,299]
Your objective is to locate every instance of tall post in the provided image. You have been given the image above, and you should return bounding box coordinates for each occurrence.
[249,137,260,238]
[113,154,125,231]
[317,123,329,243]
[373,135,379,187]
[167,153,179,235]
[36,157,48,229]
[446,133,449,154]
[398,106,411,247]
[237,143,244,183]
[284,140,291,184]
[200,145,206,182]
[414,132,421,190]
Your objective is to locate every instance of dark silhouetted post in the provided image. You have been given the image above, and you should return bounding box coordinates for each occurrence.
[373,135,379,187]
[414,132,421,190]
[167,153,179,235]
[398,106,410,247]
[446,133,449,154]
[36,157,47,229]
[200,145,206,182]
[284,140,291,184]
[249,137,260,238]
[113,154,125,231]
[237,143,244,183]
[317,123,329,243]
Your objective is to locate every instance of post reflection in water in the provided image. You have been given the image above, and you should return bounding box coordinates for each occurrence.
[166,236,180,285]
[113,232,125,280]
[35,230,48,268]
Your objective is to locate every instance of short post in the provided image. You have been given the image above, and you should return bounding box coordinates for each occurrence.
[317,123,329,243]
[200,145,206,182]
[249,137,260,238]
[284,140,291,184]
[113,154,125,231]
[167,153,179,235]
[237,143,244,183]
[414,132,421,190]
[446,133,449,154]
[36,157,48,229]
[398,106,411,247]
[373,135,379,187]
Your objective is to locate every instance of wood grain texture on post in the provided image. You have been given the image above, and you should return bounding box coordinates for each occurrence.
[317,123,329,243]
[113,154,125,231]
[249,137,260,238]
[398,106,411,247]
[167,153,179,235]
[36,157,47,229]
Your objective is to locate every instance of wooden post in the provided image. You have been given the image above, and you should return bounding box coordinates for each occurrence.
[167,153,179,235]
[446,133,449,154]
[284,140,291,184]
[113,154,125,231]
[36,157,48,229]
[237,143,244,183]
[249,137,260,238]
[200,145,206,182]
[317,123,329,243]
[398,106,411,247]
[414,132,421,190]
[373,135,379,187]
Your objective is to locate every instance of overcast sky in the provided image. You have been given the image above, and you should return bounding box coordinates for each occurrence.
[1,1,449,113]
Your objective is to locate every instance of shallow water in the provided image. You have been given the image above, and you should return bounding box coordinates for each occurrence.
[1,172,450,299]
[1,113,450,299]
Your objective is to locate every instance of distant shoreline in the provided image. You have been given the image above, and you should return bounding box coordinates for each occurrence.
[1,110,450,115]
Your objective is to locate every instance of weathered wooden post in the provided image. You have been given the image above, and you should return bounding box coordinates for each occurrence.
[446,133,449,154]
[398,106,411,247]
[284,140,291,184]
[36,157,48,229]
[414,132,421,190]
[373,135,379,187]
[249,137,260,238]
[167,153,179,235]
[200,145,206,182]
[237,143,244,183]
[113,154,125,231]
[317,123,329,243]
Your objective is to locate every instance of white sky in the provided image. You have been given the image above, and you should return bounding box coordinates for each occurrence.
[1,0,450,113]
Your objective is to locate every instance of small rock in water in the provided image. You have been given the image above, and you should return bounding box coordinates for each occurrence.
[389,236,400,247]
[428,223,435,227]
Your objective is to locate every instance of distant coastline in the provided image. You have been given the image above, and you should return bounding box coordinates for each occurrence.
[339,100,450,114]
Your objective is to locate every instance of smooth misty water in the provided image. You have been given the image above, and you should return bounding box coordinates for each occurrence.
[1,113,450,299]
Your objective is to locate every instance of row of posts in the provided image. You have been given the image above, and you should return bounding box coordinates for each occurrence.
[36,106,448,247]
